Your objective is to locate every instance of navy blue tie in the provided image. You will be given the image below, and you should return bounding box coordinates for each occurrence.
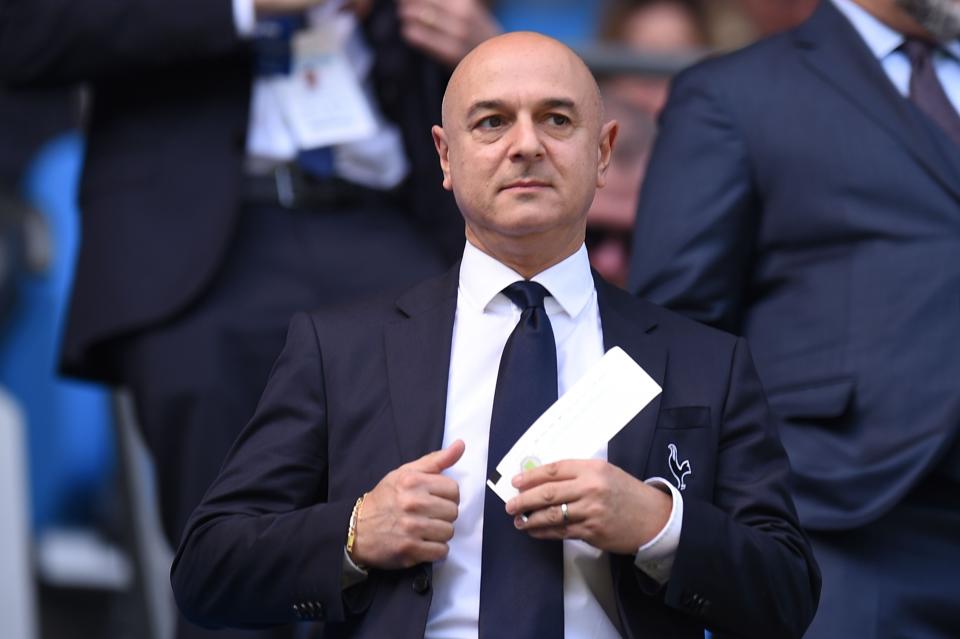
[479,281,564,639]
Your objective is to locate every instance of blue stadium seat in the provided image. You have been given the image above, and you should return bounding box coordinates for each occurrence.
[0,132,116,533]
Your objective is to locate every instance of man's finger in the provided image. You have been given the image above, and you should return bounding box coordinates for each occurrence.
[406,490,459,521]
[511,460,581,490]
[405,439,465,473]
[505,479,578,517]
[419,473,461,505]
[514,500,578,530]
[411,540,451,565]
[419,518,456,544]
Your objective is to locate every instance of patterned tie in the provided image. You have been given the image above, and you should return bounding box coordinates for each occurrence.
[903,39,960,147]
[478,281,564,639]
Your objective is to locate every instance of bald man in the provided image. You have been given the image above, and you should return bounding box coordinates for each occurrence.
[171,33,819,639]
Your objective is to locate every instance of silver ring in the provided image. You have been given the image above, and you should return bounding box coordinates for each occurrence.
[560,502,569,526]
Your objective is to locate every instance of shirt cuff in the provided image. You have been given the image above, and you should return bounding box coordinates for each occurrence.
[232,0,257,37]
[341,546,369,590]
[633,477,683,585]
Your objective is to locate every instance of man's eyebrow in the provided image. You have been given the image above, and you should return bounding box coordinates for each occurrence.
[540,98,577,112]
[465,100,506,120]
[464,97,580,121]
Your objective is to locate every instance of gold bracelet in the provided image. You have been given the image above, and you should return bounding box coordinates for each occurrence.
[346,493,367,565]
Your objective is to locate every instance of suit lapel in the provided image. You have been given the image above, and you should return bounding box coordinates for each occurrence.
[595,275,667,479]
[795,1,960,203]
[384,265,460,464]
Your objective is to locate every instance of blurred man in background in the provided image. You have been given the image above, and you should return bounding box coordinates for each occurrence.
[630,0,960,636]
[0,0,499,637]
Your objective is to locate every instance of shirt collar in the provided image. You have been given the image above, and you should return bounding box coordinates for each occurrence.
[458,240,595,318]
[832,0,960,60]
[832,0,905,60]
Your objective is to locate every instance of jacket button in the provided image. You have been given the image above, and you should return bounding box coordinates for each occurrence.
[291,603,303,619]
[314,601,326,620]
[412,570,431,594]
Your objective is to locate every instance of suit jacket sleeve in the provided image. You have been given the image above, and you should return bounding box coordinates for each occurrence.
[0,0,242,85]
[662,337,820,638]
[171,312,358,629]
[627,65,759,334]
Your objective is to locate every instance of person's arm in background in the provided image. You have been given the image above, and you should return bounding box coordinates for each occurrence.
[0,0,336,85]
[396,0,500,68]
[627,63,760,334]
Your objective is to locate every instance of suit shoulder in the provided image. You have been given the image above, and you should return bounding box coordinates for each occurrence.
[673,29,796,92]
[640,296,738,352]
[298,268,456,336]
[302,290,402,333]
[604,281,737,349]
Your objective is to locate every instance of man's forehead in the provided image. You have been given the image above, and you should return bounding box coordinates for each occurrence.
[443,32,600,122]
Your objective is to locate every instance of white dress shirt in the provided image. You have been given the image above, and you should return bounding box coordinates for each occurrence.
[832,0,960,111]
[424,242,681,639]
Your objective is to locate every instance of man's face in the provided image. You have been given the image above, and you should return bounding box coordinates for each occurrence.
[895,0,960,40]
[433,33,617,262]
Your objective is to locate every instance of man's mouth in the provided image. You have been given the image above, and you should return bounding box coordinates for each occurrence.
[502,179,551,191]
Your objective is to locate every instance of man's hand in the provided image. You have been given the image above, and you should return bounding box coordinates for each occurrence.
[397,0,502,68]
[505,460,672,554]
[352,440,465,570]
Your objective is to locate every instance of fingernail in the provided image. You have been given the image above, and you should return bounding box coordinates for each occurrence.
[514,516,525,528]
[511,474,523,487]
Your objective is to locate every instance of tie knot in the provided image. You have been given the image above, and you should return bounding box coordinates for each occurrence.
[902,38,936,66]
[502,281,550,310]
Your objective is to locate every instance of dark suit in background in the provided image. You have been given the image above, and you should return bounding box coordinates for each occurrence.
[0,1,462,636]
[171,265,820,639]
[629,1,960,636]
[0,0,463,544]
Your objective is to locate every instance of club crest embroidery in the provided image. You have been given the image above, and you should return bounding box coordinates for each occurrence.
[667,443,692,491]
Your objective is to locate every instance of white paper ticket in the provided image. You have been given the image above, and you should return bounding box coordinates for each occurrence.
[486,346,662,503]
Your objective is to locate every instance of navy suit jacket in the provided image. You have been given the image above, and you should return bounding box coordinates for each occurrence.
[171,265,819,639]
[629,0,960,531]
[0,0,463,382]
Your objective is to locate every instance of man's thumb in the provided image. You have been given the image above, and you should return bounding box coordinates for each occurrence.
[409,439,466,473]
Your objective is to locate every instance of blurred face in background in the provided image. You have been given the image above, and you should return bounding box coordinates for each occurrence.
[734,0,818,35]
[603,0,707,116]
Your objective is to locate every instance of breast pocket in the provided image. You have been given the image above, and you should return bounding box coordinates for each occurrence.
[647,406,714,497]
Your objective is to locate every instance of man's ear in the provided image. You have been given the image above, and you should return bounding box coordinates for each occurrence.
[432,125,454,192]
[596,120,619,189]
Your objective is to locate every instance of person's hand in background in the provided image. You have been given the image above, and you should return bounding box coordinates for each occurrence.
[398,0,502,68]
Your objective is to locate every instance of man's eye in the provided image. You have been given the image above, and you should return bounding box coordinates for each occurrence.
[478,115,504,129]
[548,114,570,126]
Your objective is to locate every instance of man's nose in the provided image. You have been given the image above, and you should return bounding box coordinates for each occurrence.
[508,116,545,161]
